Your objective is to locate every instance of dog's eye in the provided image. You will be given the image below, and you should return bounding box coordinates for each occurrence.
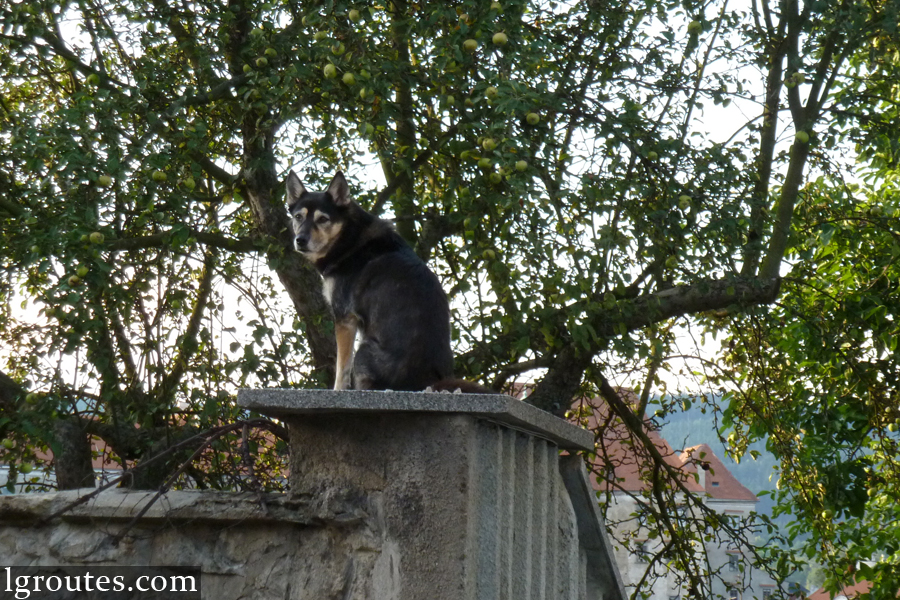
[315,215,330,225]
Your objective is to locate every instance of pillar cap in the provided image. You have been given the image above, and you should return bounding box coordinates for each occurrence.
[238,389,594,452]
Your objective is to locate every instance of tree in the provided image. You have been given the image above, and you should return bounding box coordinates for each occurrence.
[1,0,899,597]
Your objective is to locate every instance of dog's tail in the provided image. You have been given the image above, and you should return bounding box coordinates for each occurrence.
[426,378,499,394]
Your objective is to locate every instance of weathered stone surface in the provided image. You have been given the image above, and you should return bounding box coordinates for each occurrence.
[0,391,625,600]
[238,388,594,451]
[0,490,391,599]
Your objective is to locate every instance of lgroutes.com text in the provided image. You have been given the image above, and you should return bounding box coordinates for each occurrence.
[3,566,200,599]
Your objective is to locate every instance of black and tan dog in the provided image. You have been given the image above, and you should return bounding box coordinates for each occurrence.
[286,170,487,392]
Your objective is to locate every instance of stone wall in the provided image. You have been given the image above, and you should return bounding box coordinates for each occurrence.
[0,390,626,600]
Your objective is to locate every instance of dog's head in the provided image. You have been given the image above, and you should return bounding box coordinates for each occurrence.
[286,171,349,261]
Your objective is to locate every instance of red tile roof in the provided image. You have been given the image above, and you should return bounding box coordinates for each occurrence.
[808,580,872,600]
[572,394,757,502]
[678,443,758,502]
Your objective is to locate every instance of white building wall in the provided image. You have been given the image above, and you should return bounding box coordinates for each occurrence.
[606,493,776,600]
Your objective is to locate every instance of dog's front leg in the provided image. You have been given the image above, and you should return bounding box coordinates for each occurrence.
[333,318,358,390]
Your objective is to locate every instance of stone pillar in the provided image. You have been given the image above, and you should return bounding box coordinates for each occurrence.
[238,389,627,600]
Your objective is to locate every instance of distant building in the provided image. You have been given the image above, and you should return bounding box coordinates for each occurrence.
[574,395,777,600]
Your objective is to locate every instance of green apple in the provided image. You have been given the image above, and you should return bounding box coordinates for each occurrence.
[19,462,33,474]
[89,231,104,244]
[342,72,356,85]
[678,195,692,209]
[515,160,528,172]
[482,138,497,151]
[151,170,167,182]
[445,94,455,105]
[483,248,497,260]
[250,27,264,37]
[647,151,658,160]
[265,47,278,58]
[323,64,338,79]
[492,32,508,45]
[490,1,502,9]
[489,172,502,184]
[86,73,100,85]
[182,177,196,191]
[687,20,702,34]
[76,266,89,277]
[30,245,40,253]
[98,175,113,187]
[348,9,361,22]
[331,42,345,55]
[256,57,268,68]
[25,393,38,404]
[795,130,810,144]
[243,64,253,74]
[526,112,540,125]
[314,30,328,41]
[478,157,493,169]
[68,275,82,286]
[485,86,499,100]
[2,438,13,449]
[463,39,478,53]
[365,123,375,136]
[359,87,369,99]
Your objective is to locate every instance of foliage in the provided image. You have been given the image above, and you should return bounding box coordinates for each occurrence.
[1,0,900,597]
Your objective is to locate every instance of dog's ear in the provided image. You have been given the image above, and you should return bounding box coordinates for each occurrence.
[286,170,306,208]
[326,171,350,206]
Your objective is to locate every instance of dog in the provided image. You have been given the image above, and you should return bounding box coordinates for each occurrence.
[286,170,491,393]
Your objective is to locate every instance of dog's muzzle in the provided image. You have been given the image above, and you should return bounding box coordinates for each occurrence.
[294,234,309,252]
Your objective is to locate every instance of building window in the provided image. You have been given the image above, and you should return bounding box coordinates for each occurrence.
[728,553,741,572]
[728,588,739,600]
[762,590,773,600]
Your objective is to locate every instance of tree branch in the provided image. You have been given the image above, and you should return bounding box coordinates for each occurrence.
[525,276,782,414]
[154,250,216,405]
[372,124,460,216]
[741,19,789,277]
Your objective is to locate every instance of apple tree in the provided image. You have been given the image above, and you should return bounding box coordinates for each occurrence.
[1,0,899,597]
